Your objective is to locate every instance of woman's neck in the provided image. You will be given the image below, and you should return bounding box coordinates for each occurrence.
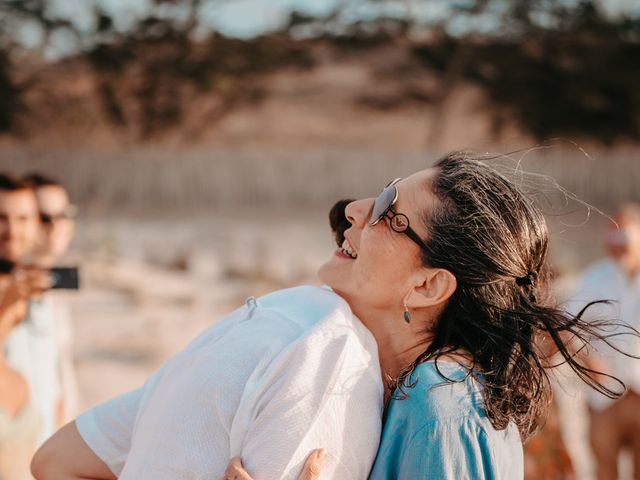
[377,328,429,382]
[350,301,473,401]
[352,304,432,389]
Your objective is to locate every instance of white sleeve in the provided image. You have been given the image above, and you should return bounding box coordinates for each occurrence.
[75,386,144,477]
[235,320,383,480]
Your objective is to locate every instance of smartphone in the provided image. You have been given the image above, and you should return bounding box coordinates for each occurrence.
[0,259,80,289]
[0,258,14,274]
[50,267,80,290]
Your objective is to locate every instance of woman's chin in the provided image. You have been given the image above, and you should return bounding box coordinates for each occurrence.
[317,259,341,289]
[316,261,331,286]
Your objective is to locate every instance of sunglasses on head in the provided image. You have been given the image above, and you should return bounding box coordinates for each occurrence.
[370,178,430,252]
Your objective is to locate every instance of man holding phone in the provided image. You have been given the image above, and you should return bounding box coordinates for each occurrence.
[0,173,76,445]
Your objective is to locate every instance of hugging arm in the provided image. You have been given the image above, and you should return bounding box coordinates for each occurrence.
[31,421,116,480]
[32,386,144,479]
[235,329,381,480]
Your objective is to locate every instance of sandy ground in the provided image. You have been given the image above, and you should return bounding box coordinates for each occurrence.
[67,210,333,407]
[57,210,628,479]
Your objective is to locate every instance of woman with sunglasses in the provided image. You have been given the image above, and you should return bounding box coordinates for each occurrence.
[33,152,622,480]
[225,152,629,480]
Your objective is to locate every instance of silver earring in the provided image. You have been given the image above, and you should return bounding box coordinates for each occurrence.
[403,303,411,324]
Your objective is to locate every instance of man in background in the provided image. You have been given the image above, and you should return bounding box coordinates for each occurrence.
[25,173,79,425]
[568,203,640,480]
[25,174,76,271]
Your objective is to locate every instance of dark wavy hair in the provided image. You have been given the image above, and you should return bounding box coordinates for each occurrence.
[329,151,635,440]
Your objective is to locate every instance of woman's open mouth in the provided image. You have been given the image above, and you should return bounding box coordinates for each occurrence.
[339,239,357,259]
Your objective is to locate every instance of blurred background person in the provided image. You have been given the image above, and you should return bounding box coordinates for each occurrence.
[0,176,40,267]
[567,204,640,480]
[0,174,63,446]
[24,174,76,269]
[24,173,79,425]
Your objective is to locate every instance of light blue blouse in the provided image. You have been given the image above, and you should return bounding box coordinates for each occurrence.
[368,361,523,480]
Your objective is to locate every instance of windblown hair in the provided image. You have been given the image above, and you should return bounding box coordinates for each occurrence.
[329,152,633,440]
[403,152,630,439]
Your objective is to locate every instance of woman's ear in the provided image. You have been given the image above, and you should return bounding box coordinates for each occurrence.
[407,268,457,309]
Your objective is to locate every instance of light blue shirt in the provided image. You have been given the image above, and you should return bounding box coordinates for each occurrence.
[369,361,523,480]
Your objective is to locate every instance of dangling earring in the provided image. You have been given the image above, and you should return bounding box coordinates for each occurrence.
[403,302,411,324]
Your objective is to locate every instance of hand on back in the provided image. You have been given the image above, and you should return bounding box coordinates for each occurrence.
[223,449,326,480]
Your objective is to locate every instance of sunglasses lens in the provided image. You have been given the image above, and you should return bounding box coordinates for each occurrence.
[370,185,396,225]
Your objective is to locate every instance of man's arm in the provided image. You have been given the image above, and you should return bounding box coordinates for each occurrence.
[236,324,382,480]
[33,384,145,479]
[56,398,65,429]
[31,421,116,480]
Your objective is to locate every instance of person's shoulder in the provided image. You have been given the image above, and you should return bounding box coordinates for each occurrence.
[258,285,354,330]
[407,361,471,392]
[259,284,347,311]
[391,362,481,420]
[260,285,379,364]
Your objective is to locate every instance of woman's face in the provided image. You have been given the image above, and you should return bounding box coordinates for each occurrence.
[318,168,439,315]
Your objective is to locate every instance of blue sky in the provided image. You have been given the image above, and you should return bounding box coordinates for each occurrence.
[14,0,640,58]
[45,0,340,37]
[45,0,640,37]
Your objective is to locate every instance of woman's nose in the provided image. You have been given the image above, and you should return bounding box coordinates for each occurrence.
[345,198,373,229]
